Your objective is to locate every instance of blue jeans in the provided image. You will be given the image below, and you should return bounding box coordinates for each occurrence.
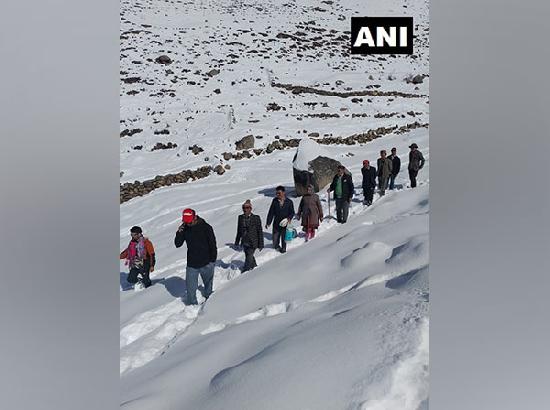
[186,263,214,305]
[389,174,397,190]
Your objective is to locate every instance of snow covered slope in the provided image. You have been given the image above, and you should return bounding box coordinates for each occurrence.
[120,0,429,408]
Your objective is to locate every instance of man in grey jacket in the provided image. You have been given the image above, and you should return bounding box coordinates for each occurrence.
[377,150,393,196]
[408,143,425,188]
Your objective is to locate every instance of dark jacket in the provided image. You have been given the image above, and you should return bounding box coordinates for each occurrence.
[329,173,354,201]
[389,154,401,175]
[377,157,393,179]
[235,213,264,249]
[408,150,425,171]
[361,166,377,189]
[174,217,217,268]
[297,193,323,229]
[267,197,295,227]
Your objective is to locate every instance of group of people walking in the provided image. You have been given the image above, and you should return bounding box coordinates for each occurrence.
[120,143,425,305]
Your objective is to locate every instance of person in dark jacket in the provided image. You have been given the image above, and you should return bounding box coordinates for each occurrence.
[388,147,401,190]
[235,199,264,272]
[328,165,354,223]
[174,208,217,305]
[361,160,377,206]
[408,143,425,188]
[120,226,155,288]
[265,185,295,253]
[377,150,393,196]
[297,185,323,241]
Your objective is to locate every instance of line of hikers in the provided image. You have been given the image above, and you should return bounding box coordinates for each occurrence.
[120,143,425,305]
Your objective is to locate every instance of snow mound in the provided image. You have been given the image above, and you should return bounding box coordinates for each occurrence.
[292,138,329,171]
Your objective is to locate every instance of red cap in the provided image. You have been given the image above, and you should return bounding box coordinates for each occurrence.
[363,159,369,166]
[182,208,196,223]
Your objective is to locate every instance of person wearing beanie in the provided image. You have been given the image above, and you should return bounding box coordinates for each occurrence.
[297,185,323,241]
[408,143,425,188]
[234,200,264,272]
[120,226,155,288]
[174,208,218,305]
[361,159,377,206]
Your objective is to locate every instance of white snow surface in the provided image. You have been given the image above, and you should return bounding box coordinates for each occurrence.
[292,137,330,171]
[120,0,429,408]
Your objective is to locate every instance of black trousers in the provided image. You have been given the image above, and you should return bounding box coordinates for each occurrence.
[127,264,152,287]
[409,169,419,188]
[363,186,374,205]
[272,225,287,251]
[242,245,257,272]
[335,198,350,223]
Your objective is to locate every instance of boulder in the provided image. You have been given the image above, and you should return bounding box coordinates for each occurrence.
[155,55,172,65]
[235,135,254,150]
[292,138,341,196]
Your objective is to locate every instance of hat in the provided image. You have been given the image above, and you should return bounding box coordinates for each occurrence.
[409,143,418,149]
[130,226,142,234]
[182,208,196,223]
[242,199,252,209]
[363,159,369,166]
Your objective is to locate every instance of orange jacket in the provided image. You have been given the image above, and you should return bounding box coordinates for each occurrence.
[120,237,155,267]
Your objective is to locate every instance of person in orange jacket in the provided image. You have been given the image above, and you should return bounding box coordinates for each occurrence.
[120,226,155,288]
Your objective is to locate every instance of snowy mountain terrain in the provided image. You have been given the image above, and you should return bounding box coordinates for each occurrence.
[120,0,429,408]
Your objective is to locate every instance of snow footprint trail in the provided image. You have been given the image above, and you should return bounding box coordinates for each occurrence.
[120,183,427,374]
[120,302,202,374]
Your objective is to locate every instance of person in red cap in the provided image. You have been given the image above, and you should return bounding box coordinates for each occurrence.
[174,208,217,305]
[361,159,377,206]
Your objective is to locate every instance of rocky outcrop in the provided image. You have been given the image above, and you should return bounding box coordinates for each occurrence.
[235,135,255,150]
[293,156,341,196]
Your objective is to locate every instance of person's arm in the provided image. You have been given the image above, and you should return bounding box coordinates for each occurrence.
[419,152,425,169]
[348,177,354,201]
[145,239,156,271]
[396,157,401,174]
[235,216,242,246]
[266,199,274,227]
[174,225,186,248]
[388,159,393,174]
[256,216,264,249]
[297,198,303,219]
[288,199,295,220]
[328,176,335,192]
[120,246,128,259]
[316,196,324,220]
[208,225,217,263]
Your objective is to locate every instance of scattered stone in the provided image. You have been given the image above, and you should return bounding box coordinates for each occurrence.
[155,55,172,65]
[235,134,255,150]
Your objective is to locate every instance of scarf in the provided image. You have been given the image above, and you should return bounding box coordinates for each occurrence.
[126,236,146,268]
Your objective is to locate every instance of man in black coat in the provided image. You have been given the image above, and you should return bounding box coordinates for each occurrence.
[175,208,217,305]
[265,185,295,253]
[408,143,425,188]
[361,160,377,206]
[328,165,354,223]
[235,200,264,272]
[388,147,401,190]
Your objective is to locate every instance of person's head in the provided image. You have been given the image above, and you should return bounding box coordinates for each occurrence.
[380,150,387,158]
[337,165,345,176]
[391,147,397,155]
[130,226,142,240]
[362,159,370,168]
[275,185,286,199]
[242,199,252,215]
[409,143,418,151]
[306,184,314,194]
[182,208,197,225]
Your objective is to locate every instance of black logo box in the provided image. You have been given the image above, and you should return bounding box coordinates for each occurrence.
[351,17,413,55]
